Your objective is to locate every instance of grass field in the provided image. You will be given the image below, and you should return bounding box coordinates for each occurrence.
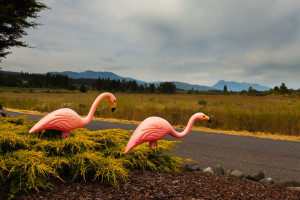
[0,87,299,136]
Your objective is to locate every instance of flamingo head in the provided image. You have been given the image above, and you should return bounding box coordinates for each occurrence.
[196,112,211,122]
[108,94,117,112]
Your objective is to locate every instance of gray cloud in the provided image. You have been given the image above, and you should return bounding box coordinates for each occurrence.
[103,66,132,71]
[1,0,300,88]
[102,57,114,62]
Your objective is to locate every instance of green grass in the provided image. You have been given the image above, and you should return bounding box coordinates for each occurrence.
[198,100,207,105]
[0,116,184,196]
[0,88,299,135]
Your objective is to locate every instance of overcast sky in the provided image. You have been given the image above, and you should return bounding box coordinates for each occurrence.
[1,0,300,88]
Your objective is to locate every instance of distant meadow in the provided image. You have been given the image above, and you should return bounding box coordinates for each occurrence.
[0,88,299,136]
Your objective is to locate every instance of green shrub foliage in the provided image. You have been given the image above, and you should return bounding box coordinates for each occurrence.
[0,116,185,195]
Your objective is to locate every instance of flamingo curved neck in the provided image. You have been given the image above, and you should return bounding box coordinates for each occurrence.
[171,114,199,138]
[83,93,111,125]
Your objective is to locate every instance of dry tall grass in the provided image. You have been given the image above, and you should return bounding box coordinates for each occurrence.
[0,89,299,135]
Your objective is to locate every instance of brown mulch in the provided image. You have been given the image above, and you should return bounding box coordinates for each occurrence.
[6,170,300,200]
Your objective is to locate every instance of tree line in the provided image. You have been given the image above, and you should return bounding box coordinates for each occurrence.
[0,70,299,95]
[92,78,176,93]
[185,82,299,96]
[92,78,154,93]
[0,71,69,89]
[225,83,292,96]
[0,71,177,93]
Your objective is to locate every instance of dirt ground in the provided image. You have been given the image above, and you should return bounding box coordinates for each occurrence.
[7,170,300,200]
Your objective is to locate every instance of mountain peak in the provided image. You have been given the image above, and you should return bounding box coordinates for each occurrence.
[212,80,270,92]
[50,70,122,80]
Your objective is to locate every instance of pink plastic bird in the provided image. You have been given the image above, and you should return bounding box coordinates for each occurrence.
[125,112,211,154]
[29,92,116,138]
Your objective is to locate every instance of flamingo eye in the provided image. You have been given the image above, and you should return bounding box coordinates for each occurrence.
[203,115,205,118]
[114,100,116,102]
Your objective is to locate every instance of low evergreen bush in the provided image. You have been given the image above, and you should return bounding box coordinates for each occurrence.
[0,116,185,196]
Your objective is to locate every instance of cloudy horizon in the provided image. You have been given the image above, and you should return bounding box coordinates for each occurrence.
[1,0,300,89]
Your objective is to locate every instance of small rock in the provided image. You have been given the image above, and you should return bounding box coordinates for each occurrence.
[0,110,8,117]
[213,165,225,175]
[203,167,214,174]
[260,177,274,185]
[252,171,265,181]
[245,171,265,182]
[275,180,300,188]
[229,170,244,179]
[226,169,233,176]
[186,164,201,171]
[0,104,9,117]
[286,187,300,192]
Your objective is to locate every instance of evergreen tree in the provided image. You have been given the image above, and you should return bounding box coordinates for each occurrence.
[223,85,227,92]
[149,83,156,93]
[80,84,87,93]
[158,82,176,93]
[279,83,289,94]
[0,0,48,60]
[274,86,280,92]
[128,80,138,92]
[248,86,253,93]
[68,84,76,91]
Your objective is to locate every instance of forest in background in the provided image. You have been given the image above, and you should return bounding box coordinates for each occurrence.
[0,70,299,96]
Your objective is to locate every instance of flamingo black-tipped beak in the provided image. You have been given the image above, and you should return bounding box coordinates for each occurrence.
[208,119,212,123]
[111,102,116,112]
[205,115,211,122]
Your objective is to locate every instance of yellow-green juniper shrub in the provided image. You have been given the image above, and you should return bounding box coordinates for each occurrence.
[0,116,185,195]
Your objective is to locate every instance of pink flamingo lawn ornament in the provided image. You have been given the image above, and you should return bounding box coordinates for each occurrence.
[29,92,117,138]
[125,112,211,154]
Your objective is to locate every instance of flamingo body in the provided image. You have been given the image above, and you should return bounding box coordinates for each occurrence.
[29,92,117,138]
[125,117,171,153]
[125,113,211,154]
[29,108,86,137]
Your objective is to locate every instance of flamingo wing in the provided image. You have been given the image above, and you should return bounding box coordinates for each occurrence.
[47,113,80,131]
[132,122,167,145]
[29,108,81,133]
[139,124,167,142]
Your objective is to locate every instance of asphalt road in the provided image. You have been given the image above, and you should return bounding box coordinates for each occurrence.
[6,110,300,182]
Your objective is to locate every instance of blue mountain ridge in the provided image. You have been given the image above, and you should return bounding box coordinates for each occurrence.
[41,70,270,91]
[212,80,271,92]
[50,70,138,82]
[49,70,215,91]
